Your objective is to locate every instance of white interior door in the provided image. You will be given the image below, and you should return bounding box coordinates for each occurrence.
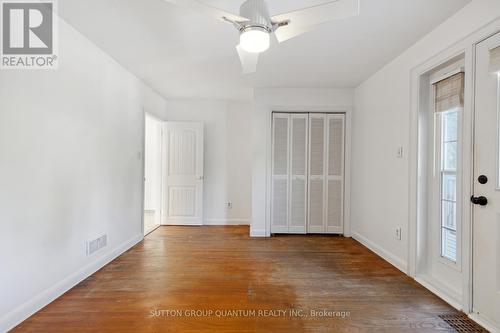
[271,114,290,233]
[271,113,308,234]
[308,114,345,234]
[289,114,308,233]
[163,122,204,226]
[472,32,500,330]
[308,114,326,233]
[326,114,345,233]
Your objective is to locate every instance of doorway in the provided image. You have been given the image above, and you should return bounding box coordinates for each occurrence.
[144,113,163,235]
[143,118,205,232]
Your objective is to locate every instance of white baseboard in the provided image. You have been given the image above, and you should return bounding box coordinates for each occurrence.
[0,233,144,333]
[250,228,267,237]
[414,275,462,310]
[204,219,250,226]
[351,231,407,273]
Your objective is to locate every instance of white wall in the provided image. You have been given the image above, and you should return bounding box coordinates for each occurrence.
[351,0,500,273]
[251,88,354,237]
[0,17,167,332]
[161,100,253,225]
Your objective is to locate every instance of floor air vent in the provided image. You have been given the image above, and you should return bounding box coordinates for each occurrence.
[439,314,488,332]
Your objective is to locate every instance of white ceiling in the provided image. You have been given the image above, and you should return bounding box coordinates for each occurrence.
[58,0,471,100]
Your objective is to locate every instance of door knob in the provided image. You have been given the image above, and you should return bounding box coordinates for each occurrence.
[471,196,488,206]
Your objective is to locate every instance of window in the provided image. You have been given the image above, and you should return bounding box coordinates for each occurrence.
[440,110,458,262]
[433,71,464,263]
[489,47,500,187]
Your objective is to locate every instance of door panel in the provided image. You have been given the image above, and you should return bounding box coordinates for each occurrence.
[271,114,289,233]
[289,115,308,233]
[308,114,345,234]
[308,114,326,233]
[308,179,324,233]
[163,122,204,225]
[473,32,500,329]
[327,179,343,231]
[326,115,345,233]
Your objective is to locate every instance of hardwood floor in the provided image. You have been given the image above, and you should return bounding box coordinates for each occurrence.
[13,226,460,332]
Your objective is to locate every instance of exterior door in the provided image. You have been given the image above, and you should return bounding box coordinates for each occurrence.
[472,32,500,330]
[163,122,204,225]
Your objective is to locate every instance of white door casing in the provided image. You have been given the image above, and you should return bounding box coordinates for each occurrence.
[472,32,500,329]
[163,122,204,225]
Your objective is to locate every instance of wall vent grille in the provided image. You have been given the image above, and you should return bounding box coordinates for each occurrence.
[86,235,107,256]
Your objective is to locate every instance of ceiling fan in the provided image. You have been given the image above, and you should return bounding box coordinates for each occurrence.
[163,0,360,74]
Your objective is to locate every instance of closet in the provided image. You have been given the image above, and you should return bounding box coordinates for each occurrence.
[271,113,345,234]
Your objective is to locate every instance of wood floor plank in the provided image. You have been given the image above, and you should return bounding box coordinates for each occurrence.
[12,226,459,332]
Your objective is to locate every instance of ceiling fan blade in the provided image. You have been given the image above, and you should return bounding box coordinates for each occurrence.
[163,0,249,23]
[236,45,259,74]
[272,0,360,43]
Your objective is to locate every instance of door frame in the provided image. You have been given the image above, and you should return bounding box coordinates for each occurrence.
[409,18,500,323]
[265,107,352,238]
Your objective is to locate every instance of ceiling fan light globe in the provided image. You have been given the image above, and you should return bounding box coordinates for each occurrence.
[240,27,270,53]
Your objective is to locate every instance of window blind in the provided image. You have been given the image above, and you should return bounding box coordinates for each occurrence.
[489,46,500,74]
[433,72,464,113]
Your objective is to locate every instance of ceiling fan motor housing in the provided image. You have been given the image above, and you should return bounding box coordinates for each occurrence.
[239,0,272,33]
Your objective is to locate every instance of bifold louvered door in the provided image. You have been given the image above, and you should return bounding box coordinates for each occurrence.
[271,113,345,235]
[325,114,345,233]
[271,113,308,234]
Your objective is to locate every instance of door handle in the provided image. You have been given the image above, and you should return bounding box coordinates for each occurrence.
[196,176,204,180]
[471,196,488,206]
